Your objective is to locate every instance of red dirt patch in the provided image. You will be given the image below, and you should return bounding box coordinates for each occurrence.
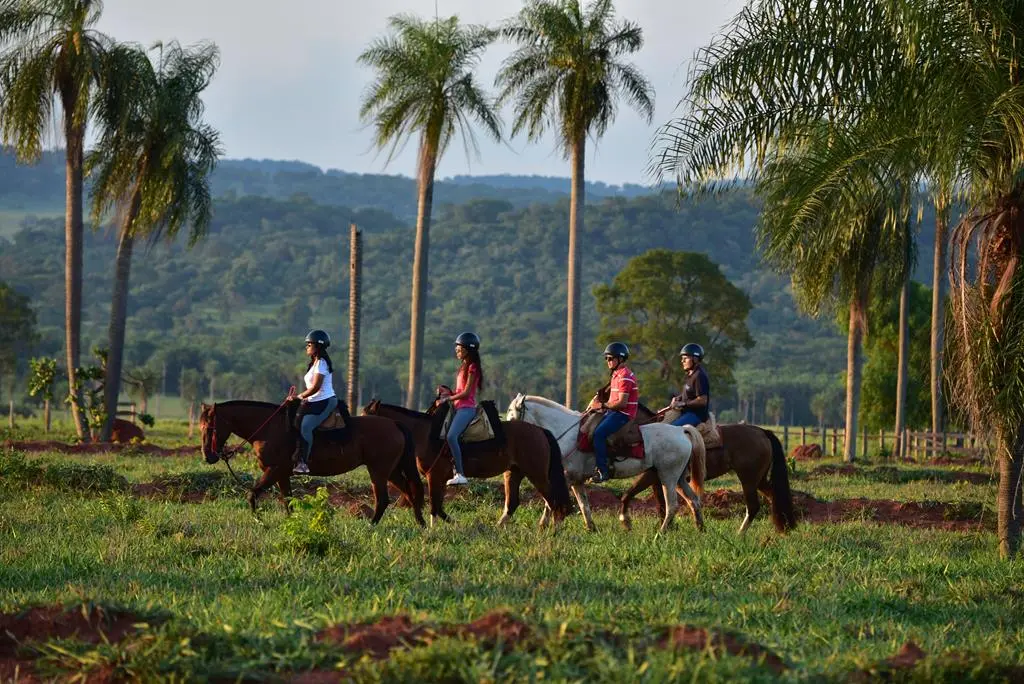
[799,497,987,531]
[927,455,986,466]
[316,611,534,659]
[5,440,197,457]
[131,483,209,503]
[0,605,149,656]
[0,656,38,683]
[659,625,787,673]
[790,444,823,460]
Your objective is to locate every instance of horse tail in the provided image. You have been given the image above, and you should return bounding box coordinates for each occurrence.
[542,427,572,514]
[681,425,706,496]
[763,428,797,532]
[397,423,424,513]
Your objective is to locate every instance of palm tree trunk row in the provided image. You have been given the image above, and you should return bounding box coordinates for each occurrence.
[997,424,1024,559]
[843,288,868,463]
[564,133,585,409]
[405,138,437,409]
[63,121,89,440]
[930,209,947,434]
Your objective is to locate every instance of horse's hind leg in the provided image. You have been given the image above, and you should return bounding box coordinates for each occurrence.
[275,473,293,515]
[678,477,704,532]
[739,477,761,534]
[499,467,524,527]
[620,468,660,531]
[388,471,426,528]
[570,483,596,532]
[426,470,450,526]
[657,475,680,534]
[368,474,391,525]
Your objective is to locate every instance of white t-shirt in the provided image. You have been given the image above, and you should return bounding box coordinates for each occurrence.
[303,358,335,402]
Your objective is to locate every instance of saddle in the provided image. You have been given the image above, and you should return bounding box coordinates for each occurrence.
[577,410,645,460]
[660,408,723,449]
[289,400,352,442]
[431,400,506,446]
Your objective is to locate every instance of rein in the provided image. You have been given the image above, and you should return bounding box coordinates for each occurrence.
[517,399,588,459]
[210,399,292,485]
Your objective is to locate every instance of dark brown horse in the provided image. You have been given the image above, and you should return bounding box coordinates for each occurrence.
[362,399,573,527]
[619,404,797,533]
[199,400,425,526]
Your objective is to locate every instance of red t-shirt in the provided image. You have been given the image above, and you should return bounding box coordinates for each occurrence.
[610,365,638,420]
[453,363,480,409]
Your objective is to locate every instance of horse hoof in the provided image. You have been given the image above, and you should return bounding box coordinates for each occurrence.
[619,516,632,531]
[497,515,509,527]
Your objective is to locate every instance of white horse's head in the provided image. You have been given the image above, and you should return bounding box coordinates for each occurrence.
[505,393,527,422]
[505,394,581,436]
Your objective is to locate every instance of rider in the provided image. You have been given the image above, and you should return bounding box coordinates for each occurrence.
[287,329,338,474]
[587,342,638,483]
[670,343,710,427]
[442,332,484,487]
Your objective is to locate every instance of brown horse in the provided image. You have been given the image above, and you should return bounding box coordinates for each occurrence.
[199,400,425,526]
[619,404,796,533]
[362,399,573,527]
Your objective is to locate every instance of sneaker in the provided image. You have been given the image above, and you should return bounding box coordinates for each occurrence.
[446,473,469,486]
[588,468,610,484]
[293,461,310,475]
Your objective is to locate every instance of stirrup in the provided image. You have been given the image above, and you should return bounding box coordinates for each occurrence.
[293,461,309,475]
[588,468,610,484]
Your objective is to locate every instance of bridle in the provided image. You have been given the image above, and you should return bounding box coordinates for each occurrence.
[203,399,291,485]
[512,396,586,445]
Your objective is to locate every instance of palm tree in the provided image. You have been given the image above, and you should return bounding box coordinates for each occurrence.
[0,0,111,439]
[651,0,1024,556]
[496,0,653,408]
[358,14,501,409]
[88,41,221,442]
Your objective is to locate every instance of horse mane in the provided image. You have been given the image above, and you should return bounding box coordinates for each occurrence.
[523,395,575,412]
[215,400,280,410]
[372,401,431,421]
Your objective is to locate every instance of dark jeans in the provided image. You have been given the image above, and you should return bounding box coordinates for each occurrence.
[593,411,630,474]
[295,396,338,462]
[670,411,702,427]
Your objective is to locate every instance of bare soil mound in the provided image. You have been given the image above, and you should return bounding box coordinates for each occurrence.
[658,625,787,673]
[5,440,196,457]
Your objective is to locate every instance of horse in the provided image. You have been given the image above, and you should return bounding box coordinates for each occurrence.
[199,400,425,527]
[505,394,706,534]
[618,404,797,534]
[362,399,573,528]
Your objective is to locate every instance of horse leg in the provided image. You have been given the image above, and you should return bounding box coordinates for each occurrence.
[570,483,596,532]
[247,467,280,513]
[499,467,524,527]
[619,468,660,531]
[426,469,450,526]
[678,477,705,532]
[275,473,293,514]
[738,477,762,534]
[657,475,681,534]
[389,471,426,528]
[368,472,391,525]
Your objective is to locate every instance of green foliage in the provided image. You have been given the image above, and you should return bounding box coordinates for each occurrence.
[278,486,335,556]
[27,356,57,401]
[765,395,784,424]
[0,280,37,377]
[98,491,145,525]
[593,249,753,402]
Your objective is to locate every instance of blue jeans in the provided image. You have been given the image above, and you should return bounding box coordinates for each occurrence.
[298,396,338,462]
[593,411,630,474]
[446,407,477,475]
[670,411,702,427]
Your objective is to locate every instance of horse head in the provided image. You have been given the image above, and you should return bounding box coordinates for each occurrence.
[198,402,224,464]
[505,393,527,421]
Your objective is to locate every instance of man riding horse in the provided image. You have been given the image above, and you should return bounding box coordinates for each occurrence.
[586,342,639,483]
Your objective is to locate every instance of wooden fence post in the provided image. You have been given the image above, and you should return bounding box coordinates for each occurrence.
[832,428,838,457]
[880,429,886,459]
[783,425,789,453]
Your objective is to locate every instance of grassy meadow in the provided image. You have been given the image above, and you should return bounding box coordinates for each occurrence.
[1,419,1022,682]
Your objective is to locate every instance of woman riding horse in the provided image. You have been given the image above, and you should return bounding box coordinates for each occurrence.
[363,396,573,528]
[200,400,425,526]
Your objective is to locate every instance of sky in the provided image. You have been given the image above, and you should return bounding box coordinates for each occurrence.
[96,0,743,186]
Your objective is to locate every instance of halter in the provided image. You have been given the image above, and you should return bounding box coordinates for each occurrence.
[513,397,588,444]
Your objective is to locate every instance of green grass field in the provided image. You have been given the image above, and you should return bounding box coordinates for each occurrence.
[1,420,1022,682]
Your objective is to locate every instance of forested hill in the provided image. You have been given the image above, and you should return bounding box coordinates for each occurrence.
[1,185,858,420]
[0,151,658,223]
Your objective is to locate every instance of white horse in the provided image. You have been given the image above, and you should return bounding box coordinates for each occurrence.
[506,394,705,533]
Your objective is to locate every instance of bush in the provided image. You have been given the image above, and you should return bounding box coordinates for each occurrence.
[278,486,335,556]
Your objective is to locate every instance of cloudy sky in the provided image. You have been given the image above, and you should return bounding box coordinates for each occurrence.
[96,0,743,185]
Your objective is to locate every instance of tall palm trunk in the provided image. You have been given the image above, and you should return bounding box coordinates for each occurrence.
[997,424,1024,559]
[63,118,89,440]
[930,207,947,434]
[894,269,910,460]
[405,136,438,409]
[99,188,142,441]
[844,288,868,462]
[564,133,585,408]
[347,223,362,411]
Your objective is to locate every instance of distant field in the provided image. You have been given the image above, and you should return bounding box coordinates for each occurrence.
[0,204,63,238]
[0,421,1020,682]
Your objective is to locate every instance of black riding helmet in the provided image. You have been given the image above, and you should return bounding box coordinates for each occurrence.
[455,332,481,350]
[680,342,704,360]
[603,342,630,360]
[305,329,331,348]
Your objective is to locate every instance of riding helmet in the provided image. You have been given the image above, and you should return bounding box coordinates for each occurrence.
[305,329,331,348]
[603,342,630,360]
[680,342,705,360]
[455,332,481,350]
